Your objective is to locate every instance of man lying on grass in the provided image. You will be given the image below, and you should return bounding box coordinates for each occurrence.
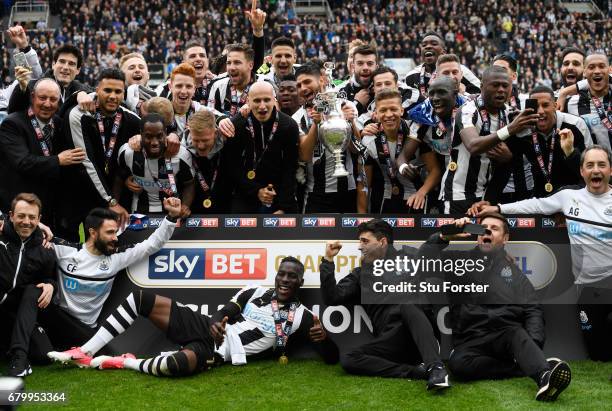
[48,257,338,377]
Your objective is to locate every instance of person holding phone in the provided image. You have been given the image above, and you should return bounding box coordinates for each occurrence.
[418,214,572,402]
[488,86,593,200]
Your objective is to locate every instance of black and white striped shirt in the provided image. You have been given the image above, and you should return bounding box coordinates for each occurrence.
[215,286,313,361]
[292,106,356,195]
[117,144,194,213]
[405,64,481,96]
[362,122,417,205]
[441,98,508,202]
[565,87,612,152]
[356,85,422,131]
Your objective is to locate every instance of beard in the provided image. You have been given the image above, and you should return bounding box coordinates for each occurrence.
[94,237,117,256]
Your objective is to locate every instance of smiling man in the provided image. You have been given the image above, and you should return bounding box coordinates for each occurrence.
[60,69,141,241]
[419,214,571,401]
[207,44,257,117]
[565,53,612,152]
[440,66,538,214]
[473,145,612,364]
[397,76,465,212]
[0,193,56,377]
[49,256,338,376]
[501,86,592,198]
[404,32,480,98]
[8,44,92,113]
[0,78,85,223]
[115,114,194,216]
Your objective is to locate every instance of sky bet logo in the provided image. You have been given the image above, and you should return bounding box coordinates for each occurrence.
[263,217,296,227]
[302,217,336,227]
[224,218,257,228]
[186,218,218,228]
[507,218,535,228]
[420,217,454,228]
[542,218,556,228]
[382,217,415,228]
[342,217,372,227]
[149,248,267,280]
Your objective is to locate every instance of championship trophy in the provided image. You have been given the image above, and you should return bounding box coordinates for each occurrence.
[314,62,352,177]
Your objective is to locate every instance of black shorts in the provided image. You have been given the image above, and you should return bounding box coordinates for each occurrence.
[167,302,215,355]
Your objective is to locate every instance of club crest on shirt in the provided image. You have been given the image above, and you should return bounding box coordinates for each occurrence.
[501,266,512,283]
[604,206,612,216]
[98,259,110,271]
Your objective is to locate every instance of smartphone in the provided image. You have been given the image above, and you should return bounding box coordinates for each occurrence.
[13,51,30,69]
[440,223,488,236]
[524,98,538,113]
[463,223,488,235]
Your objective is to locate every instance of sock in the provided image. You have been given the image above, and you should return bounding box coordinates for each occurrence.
[123,356,170,376]
[81,291,155,355]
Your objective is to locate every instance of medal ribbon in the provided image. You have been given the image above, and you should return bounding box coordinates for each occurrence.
[590,92,612,139]
[418,65,428,97]
[476,96,506,135]
[270,294,298,351]
[378,120,407,180]
[191,151,218,195]
[27,107,52,156]
[229,83,251,116]
[246,111,280,171]
[96,107,123,174]
[531,129,556,185]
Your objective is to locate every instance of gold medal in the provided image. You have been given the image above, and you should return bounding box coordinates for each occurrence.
[203,199,212,208]
[279,355,289,365]
[448,161,458,172]
[391,185,400,196]
[247,170,256,180]
[545,182,553,193]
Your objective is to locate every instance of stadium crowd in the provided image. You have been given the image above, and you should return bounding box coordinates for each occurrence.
[1,0,610,89]
[0,0,611,404]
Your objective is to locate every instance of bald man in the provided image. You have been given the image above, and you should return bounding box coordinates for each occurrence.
[0,78,85,224]
[565,53,612,152]
[222,81,299,213]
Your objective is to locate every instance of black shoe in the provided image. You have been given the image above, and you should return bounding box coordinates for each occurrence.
[427,362,451,391]
[7,351,32,377]
[546,357,562,369]
[536,361,571,401]
[411,363,428,380]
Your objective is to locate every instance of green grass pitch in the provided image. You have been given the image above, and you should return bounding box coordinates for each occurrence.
[7,359,612,410]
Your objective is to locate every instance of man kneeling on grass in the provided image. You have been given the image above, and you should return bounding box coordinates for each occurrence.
[48,257,338,377]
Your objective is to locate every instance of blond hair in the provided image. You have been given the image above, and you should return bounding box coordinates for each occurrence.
[119,52,146,69]
[188,109,216,133]
[145,97,174,126]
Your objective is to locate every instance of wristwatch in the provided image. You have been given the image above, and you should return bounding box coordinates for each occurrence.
[108,198,118,207]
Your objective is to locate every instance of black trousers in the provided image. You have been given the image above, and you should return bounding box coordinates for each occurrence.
[577,283,612,361]
[448,327,548,382]
[340,305,441,378]
[305,190,357,213]
[38,304,98,351]
[443,198,481,215]
[0,285,53,363]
